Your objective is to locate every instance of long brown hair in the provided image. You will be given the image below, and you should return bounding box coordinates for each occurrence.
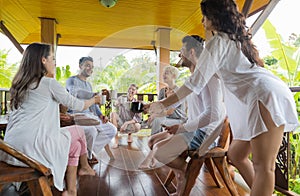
[200,0,264,67]
[10,43,51,110]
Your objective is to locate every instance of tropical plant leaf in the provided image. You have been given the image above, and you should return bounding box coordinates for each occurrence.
[263,20,299,86]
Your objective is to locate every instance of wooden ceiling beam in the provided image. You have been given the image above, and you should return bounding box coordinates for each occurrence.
[242,0,254,17]
[0,21,24,54]
[250,0,280,36]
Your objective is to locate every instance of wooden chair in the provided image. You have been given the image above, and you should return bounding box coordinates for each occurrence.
[164,118,239,196]
[0,139,53,195]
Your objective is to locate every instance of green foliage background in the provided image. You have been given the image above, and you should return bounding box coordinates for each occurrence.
[0,49,18,88]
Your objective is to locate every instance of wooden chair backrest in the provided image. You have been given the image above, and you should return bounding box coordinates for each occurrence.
[216,118,231,149]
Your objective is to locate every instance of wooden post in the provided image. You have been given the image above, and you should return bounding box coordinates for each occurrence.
[40,17,57,54]
[156,28,171,92]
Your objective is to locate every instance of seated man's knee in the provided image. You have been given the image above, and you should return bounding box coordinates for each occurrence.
[153,143,169,164]
[153,149,169,164]
[84,126,98,138]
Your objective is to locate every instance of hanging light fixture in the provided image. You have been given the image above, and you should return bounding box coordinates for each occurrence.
[100,0,118,8]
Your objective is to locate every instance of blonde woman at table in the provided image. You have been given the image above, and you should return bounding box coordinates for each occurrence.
[0,43,99,196]
[148,65,187,135]
[148,0,299,195]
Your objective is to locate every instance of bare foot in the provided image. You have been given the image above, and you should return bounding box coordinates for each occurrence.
[78,166,96,176]
[112,143,119,148]
[138,163,150,169]
[138,158,152,169]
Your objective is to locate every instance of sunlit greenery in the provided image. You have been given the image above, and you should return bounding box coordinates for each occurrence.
[0,49,18,88]
[56,65,72,86]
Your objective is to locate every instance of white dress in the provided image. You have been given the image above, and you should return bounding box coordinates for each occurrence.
[0,77,84,191]
[184,33,299,141]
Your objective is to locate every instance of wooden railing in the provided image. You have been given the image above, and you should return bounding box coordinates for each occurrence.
[275,87,300,196]
[102,93,157,118]
[0,88,10,115]
[116,93,157,102]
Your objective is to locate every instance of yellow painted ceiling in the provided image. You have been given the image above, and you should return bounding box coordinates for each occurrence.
[0,0,270,50]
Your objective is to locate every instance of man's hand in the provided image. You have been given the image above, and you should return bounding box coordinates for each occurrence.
[99,114,108,123]
[60,113,73,121]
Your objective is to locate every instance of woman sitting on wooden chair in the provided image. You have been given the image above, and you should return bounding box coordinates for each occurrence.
[0,43,98,196]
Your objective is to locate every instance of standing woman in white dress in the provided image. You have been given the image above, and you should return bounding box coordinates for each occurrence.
[148,0,299,195]
[0,43,100,196]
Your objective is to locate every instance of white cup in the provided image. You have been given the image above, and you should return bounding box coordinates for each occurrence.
[111,90,117,100]
[101,95,106,105]
[120,95,127,104]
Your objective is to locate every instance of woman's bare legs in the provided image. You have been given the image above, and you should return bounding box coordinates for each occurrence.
[228,140,254,187]
[62,166,77,196]
[250,103,284,195]
[63,158,95,196]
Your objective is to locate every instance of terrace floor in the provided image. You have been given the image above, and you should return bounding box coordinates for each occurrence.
[76,132,249,196]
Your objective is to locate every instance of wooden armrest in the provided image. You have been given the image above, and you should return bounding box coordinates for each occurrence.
[205,147,227,157]
[0,139,51,176]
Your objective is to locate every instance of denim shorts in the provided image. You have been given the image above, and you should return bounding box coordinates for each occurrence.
[188,129,207,150]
